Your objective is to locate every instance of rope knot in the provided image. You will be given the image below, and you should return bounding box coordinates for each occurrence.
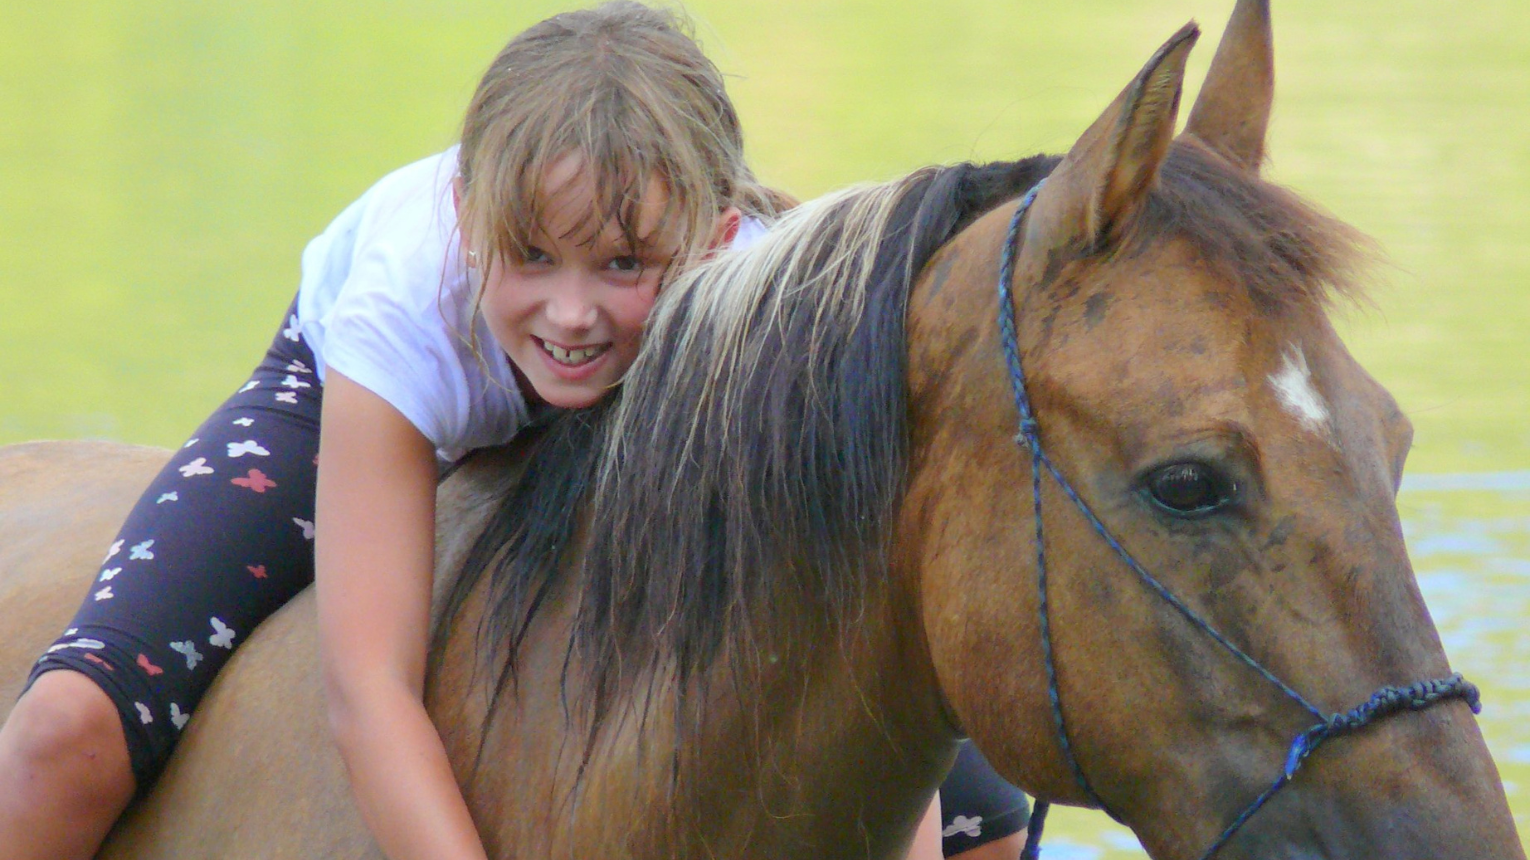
[1282,673,1481,780]
[1283,724,1328,778]
[1013,417,1040,447]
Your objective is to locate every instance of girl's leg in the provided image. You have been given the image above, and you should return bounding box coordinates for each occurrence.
[906,793,947,860]
[0,671,134,860]
[0,311,322,857]
[949,833,1027,860]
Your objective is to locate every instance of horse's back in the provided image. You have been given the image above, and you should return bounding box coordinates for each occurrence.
[0,441,167,706]
[102,583,372,858]
[0,441,375,858]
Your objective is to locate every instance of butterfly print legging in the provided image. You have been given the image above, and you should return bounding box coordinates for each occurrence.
[28,305,322,794]
[940,740,1031,855]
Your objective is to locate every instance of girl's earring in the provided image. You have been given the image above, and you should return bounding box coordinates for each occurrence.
[466,249,479,268]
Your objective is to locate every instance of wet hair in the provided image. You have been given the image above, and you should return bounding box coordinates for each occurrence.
[454,1,788,290]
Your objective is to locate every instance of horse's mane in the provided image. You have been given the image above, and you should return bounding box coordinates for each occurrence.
[441,156,1054,742]
[439,142,1367,758]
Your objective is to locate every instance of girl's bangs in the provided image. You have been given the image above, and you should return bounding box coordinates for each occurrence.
[479,118,690,265]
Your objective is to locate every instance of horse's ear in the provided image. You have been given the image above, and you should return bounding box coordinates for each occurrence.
[1183,0,1273,171]
[1023,22,1199,255]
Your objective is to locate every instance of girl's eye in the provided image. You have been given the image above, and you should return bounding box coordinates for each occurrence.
[523,246,551,264]
[608,255,644,274]
[1143,462,1237,518]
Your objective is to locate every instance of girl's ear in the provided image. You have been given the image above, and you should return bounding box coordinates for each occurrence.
[453,177,478,269]
[709,206,742,250]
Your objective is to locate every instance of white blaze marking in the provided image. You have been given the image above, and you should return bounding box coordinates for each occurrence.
[1270,346,1330,433]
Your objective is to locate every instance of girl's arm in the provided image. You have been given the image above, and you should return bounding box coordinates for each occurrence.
[314,370,488,860]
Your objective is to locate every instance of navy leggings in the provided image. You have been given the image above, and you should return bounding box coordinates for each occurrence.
[28,306,1028,853]
[30,307,322,793]
[941,740,1030,855]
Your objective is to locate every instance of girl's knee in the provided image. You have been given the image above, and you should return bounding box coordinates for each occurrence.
[4,671,131,783]
[948,832,1027,860]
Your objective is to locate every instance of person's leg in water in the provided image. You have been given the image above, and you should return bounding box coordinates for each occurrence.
[0,314,322,859]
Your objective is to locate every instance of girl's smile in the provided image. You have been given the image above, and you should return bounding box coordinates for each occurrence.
[532,335,613,384]
[472,154,673,409]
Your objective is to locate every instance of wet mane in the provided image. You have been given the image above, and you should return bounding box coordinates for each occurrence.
[443,156,1051,738]
[440,141,1368,754]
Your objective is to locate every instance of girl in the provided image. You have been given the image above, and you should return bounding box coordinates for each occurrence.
[0,3,1025,857]
[0,4,773,858]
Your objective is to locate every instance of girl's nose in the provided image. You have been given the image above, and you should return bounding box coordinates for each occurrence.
[543,276,599,331]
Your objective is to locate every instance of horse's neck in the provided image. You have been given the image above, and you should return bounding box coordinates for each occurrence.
[427,557,956,859]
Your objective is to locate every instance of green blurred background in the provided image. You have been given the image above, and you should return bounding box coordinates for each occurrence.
[2,0,1527,855]
[3,0,1527,472]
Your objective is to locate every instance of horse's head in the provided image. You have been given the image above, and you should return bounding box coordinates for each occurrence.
[904,1,1523,856]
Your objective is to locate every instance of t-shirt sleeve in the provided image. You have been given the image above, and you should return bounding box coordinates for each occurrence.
[731,215,770,250]
[319,191,468,449]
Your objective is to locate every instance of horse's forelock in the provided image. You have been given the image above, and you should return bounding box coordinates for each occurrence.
[1135,143,1374,316]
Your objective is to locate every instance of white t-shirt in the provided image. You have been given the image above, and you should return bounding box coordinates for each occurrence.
[295,147,766,463]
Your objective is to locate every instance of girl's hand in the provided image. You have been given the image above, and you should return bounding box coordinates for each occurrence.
[315,371,489,860]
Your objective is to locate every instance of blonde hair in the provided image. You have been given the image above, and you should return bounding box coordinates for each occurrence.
[455,1,788,289]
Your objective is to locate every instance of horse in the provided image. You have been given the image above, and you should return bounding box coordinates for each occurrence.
[1,1,1523,857]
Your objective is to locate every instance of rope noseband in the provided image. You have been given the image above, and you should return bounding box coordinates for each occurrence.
[993,182,1481,860]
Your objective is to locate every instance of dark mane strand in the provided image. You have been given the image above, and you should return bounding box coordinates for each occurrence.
[434,407,608,721]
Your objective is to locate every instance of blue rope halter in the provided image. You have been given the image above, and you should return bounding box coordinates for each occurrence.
[994,182,1482,860]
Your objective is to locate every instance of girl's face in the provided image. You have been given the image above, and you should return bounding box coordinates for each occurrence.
[470,156,737,409]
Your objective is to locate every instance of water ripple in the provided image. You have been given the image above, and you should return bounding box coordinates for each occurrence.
[1402,472,1530,492]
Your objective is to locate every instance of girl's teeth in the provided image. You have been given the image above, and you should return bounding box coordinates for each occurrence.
[543,342,607,365]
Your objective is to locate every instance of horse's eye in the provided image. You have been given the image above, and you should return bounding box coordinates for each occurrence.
[1144,462,1235,517]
